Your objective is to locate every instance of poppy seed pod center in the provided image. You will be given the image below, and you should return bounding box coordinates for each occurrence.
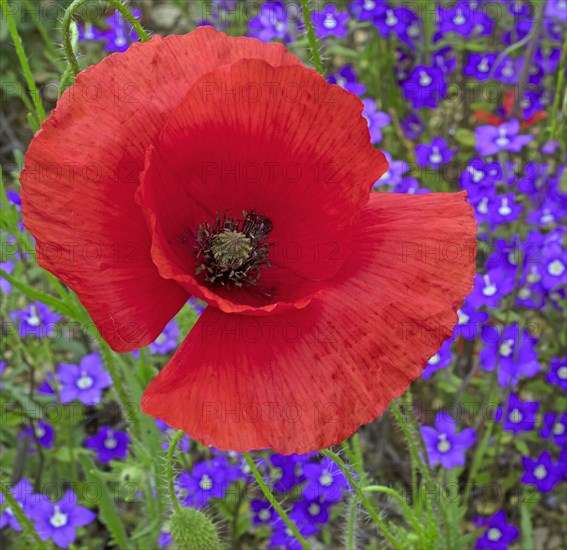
[195,211,273,288]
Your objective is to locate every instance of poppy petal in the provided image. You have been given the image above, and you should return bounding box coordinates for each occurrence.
[141,192,476,453]
[20,28,300,351]
[137,58,386,314]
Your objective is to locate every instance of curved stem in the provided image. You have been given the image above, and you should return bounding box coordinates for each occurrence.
[62,0,150,75]
[345,494,359,550]
[0,482,47,549]
[243,453,309,550]
[321,450,402,550]
[299,0,324,75]
[0,0,46,122]
[167,431,184,513]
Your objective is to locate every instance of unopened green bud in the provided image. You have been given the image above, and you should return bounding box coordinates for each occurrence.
[169,507,221,550]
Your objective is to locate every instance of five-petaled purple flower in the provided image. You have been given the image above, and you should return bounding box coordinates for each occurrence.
[302,457,349,502]
[57,353,112,405]
[28,490,96,548]
[475,120,533,156]
[10,302,62,339]
[521,451,563,493]
[495,392,539,434]
[312,4,349,39]
[420,412,476,469]
[474,510,519,550]
[84,426,130,464]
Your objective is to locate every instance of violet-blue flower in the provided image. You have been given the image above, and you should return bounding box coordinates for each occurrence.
[474,510,519,550]
[57,353,112,405]
[20,420,55,450]
[521,451,563,493]
[10,302,62,339]
[361,98,390,144]
[302,457,349,502]
[84,426,130,464]
[540,412,567,447]
[475,119,533,156]
[547,356,567,391]
[312,4,349,39]
[420,412,476,469]
[402,65,447,109]
[248,1,291,43]
[415,137,456,169]
[422,338,453,378]
[495,392,539,434]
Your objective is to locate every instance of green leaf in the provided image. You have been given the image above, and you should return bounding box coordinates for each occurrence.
[454,128,476,147]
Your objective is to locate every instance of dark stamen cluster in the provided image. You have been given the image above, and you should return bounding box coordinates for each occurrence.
[195,210,273,288]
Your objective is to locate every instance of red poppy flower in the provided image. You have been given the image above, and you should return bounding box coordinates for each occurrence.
[21,27,476,453]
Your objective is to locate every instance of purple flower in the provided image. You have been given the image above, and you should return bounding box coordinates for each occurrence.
[475,119,533,156]
[374,6,420,46]
[158,530,172,548]
[373,152,409,188]
[149,320,179,354]
[475,510,519,550]
[540,412,567,447]
[248,1,291,43]
[0,479,35,531]
[57,353,112,405]
[464,52,497,80]
[29,490,95,548]
[487,193,523,227]
[155,419,191,452]
[312,5,349,39]
[493,55,518,84]
[0,260,14,294]
[547,356,567,391]
[422,338,453,378]
[415,137,456,169]
[84,426,130,464]
[420,412,476,469]
[10,302,62,339]
[403,65,447,109]
[361,98,390,144]
[250,499,275,525]
[327,65,366,95]
[495,393,539,433]
[20,420,55,450]
[349,0,385,22]
[521,451,563,493]
[291,495,331,526]
[453,301,489,340]
[177,456,238,507]
[188,296,206,315]
[270,513,317,549]
[302,457,349,502]
[438,1,477,36]
[546,0,567,22]
[270,453,309,492]
[467,269,514,309]
[401,112,424,140]
[77,22,105,42]
[540,244,566,290]
[100,10,141,53]
[479,323,541,387]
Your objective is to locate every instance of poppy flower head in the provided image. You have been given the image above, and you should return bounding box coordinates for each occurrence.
[20,27,476,453]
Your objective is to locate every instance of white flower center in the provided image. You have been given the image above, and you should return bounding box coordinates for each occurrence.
[482,274,497,296]
[453,10,466,25]
[364,0,376,9]
[540,210,554,224]
[274,21,286,32]
[487,528,502,541]
[518,288,531,299]
[76,371,94,390]
[527,267,541,283]
[104,432,118,449]
[478,197,489,214]
[319,471,333,487]
[553,422,565,435]
[558,366,567,380]
[498,198,512,216]
[26,306,41,326]
[199,474,213,491]
[259,509,270,521]
[495,127,510,147]
[429,146,442,165]
[385,9,398,26]
[548,259,565,276]
[437,434,451,453]
[457,309,470,324]
[478,59,489,72]
[419,71,432,87]
[49,506,68,528]
[308,503,321,516]
[534,465,547,480]
[509,408,523,423]
[35,426,46,438]
[499,339,514,357]
[428,353,440,366]
[155,332,167,344]
[323,14,337,29]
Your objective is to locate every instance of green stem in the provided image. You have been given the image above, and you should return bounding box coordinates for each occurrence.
[167,431,184,513]
[299,0,324,75]
[0,0,46,122]
[363,485,425,538]
[62,0,150,75]
[345,494,359,550]
[548,37,567,145]
[321,450,402,550]
[0,482,47,549]
[243,453,309,550]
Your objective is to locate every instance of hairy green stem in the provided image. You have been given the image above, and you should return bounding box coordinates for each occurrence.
[62,0,150,75]
[167,431,184,513]
[321,450,402,550]
[1,0,46,122]
[345,494,359,550]
[299,0,324,75]
[243,453,309,550]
